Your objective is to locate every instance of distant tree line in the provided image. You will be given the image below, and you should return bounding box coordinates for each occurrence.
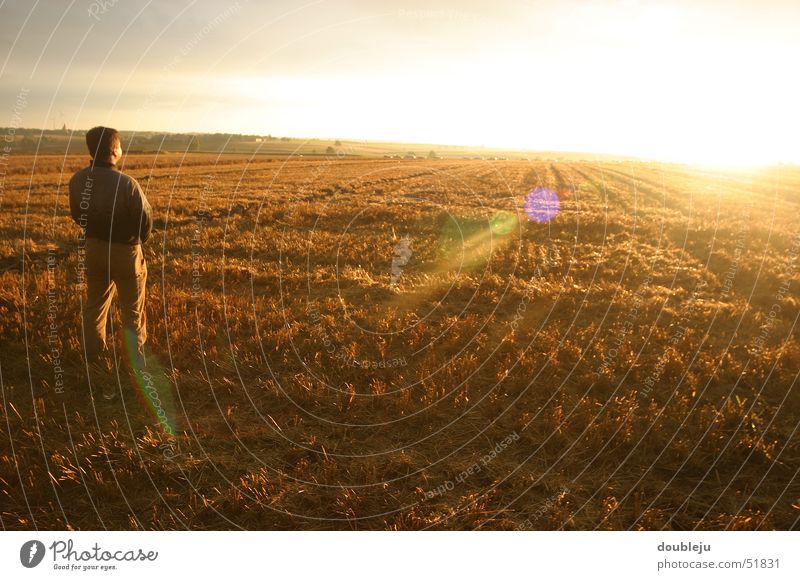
[0,128,276,154]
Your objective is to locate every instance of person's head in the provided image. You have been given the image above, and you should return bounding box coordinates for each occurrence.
[85,126,122,163]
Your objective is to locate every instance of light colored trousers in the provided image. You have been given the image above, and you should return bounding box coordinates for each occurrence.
[83,237,147,365]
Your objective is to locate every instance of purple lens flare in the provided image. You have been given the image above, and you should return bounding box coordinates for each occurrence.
[524,187,560,222]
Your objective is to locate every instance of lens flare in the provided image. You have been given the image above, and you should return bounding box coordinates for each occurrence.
[489,211,517,235]
[524,187,560,222]
[124,331,177,436]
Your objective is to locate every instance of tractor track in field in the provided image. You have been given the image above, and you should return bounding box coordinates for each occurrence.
[567,163,633,214]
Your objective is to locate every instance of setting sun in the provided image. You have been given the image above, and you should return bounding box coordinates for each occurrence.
[3,0,799,165]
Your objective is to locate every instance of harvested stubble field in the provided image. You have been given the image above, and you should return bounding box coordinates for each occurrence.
[1,152,798,530]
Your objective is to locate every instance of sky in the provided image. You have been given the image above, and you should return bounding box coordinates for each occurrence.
[2,0,799,165]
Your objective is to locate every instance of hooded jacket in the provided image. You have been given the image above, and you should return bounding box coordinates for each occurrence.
[69,160,153,245]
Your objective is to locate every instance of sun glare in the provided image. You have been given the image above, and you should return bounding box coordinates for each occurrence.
[90,1,800,168]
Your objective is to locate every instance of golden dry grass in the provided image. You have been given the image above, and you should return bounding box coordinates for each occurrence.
[1,152,798,530]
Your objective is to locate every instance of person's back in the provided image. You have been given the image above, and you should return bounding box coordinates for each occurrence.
[69,161,152,245]
[69,126,153,401]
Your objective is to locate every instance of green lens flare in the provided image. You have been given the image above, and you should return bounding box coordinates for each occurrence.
[124,333,177,436]
[489,211,517,235]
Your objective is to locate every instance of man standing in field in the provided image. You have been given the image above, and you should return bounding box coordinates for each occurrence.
[69,126,153,401]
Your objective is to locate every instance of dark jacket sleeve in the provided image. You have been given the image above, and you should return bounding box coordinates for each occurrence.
[129,178,153,244]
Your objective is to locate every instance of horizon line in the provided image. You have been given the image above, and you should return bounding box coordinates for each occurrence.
[5,125,797,168]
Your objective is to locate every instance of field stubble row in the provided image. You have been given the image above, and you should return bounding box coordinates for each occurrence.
[1,154,798,529]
